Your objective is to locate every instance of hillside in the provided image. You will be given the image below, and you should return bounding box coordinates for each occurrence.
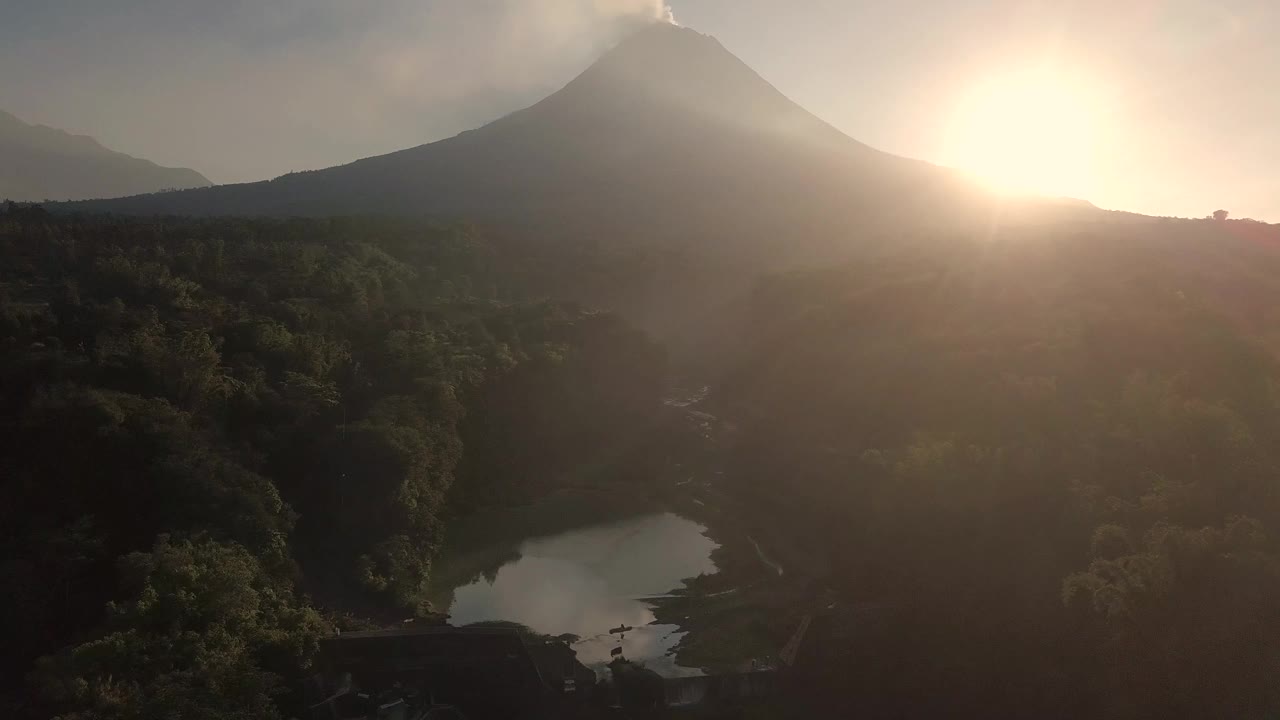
[713,216,1280,717]
[60,25,1081,251]
[0,110,209,201]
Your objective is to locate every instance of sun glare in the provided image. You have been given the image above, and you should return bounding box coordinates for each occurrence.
[946,69,1100,199]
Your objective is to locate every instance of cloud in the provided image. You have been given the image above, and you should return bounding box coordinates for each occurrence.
[0,0,679,183]
[589,1,677,26]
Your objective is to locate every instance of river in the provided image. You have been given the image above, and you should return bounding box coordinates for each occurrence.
[430,501,719,676]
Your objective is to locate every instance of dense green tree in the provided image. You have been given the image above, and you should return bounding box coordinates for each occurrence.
[31,537,326,720]
[0,211,666,718]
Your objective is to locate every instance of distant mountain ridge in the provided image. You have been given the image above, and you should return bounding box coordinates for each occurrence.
[1,110,209,202]
[60,24,1016,249]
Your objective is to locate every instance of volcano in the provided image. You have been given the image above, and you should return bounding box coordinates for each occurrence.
[63,23,996,254]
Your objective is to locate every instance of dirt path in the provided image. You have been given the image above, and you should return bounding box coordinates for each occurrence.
[748,535,785,576]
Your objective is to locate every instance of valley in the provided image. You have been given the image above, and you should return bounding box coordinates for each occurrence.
[5,11,1280,720]
[429,381,814,679]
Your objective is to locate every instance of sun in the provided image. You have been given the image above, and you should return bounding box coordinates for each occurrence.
[945,68,1100,199]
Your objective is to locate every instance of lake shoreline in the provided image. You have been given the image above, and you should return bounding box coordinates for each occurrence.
[428,485,721,675]
[428,386,824,676]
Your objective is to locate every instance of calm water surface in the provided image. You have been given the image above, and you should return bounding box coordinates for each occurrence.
[435,511,718,676]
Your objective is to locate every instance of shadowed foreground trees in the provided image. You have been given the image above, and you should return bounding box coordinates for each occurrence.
[0,211,665,718]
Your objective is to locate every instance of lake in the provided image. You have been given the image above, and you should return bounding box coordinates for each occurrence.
[431,506,718,676]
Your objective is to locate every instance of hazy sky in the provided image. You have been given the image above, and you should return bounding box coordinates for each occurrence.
[3,0,1276,220]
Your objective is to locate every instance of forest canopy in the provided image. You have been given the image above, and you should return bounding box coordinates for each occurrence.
[716,219,1280,718]
[5,203,1280,719]
[0,208,666,718]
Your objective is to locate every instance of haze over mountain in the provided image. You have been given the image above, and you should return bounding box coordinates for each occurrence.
[0,110,209,202]
[65,24,1060,255]
[10,8,1280,720]
[55,21,1111,348]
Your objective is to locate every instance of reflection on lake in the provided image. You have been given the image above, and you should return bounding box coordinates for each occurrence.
[434,511,718,676]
